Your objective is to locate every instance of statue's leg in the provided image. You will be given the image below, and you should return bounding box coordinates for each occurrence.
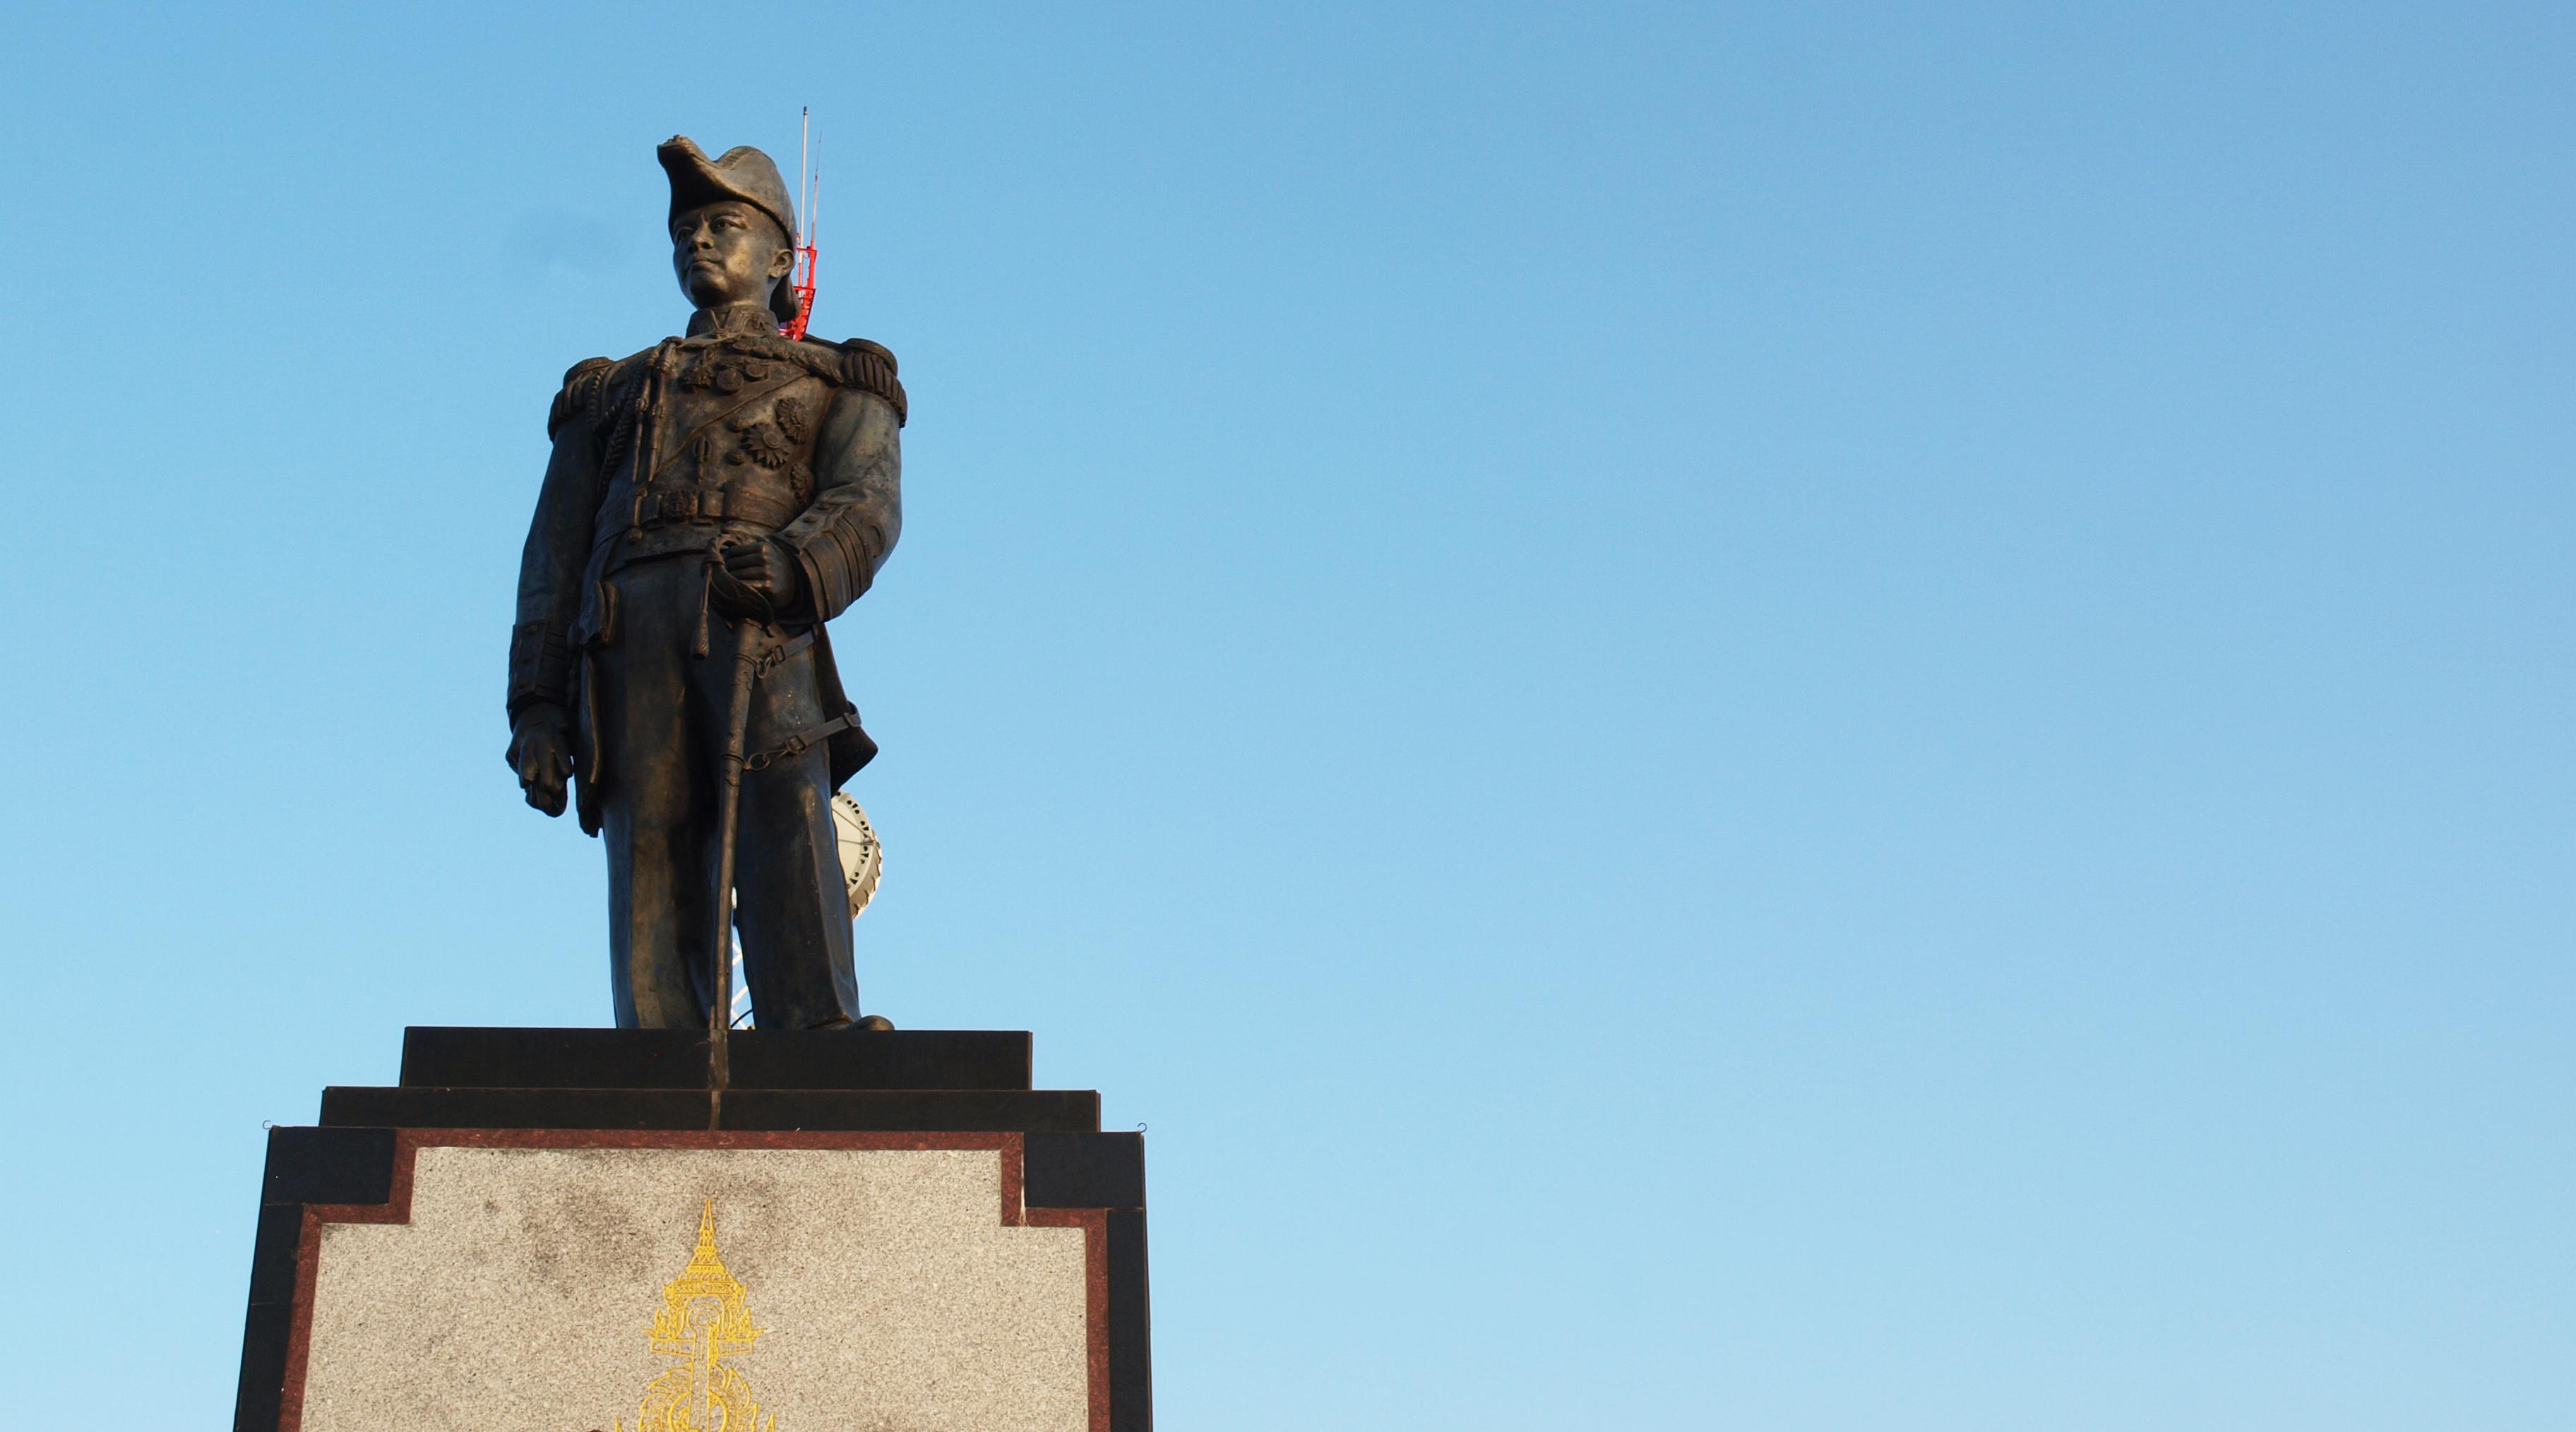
[732,631,861,1029]
[594,560,717,1029]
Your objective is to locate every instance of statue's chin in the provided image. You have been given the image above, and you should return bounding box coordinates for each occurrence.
[680,276,739,309]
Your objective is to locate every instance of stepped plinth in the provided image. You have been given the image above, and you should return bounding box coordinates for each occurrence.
[234,1027,1152,1431]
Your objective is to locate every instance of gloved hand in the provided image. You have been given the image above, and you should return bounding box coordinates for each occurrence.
[712,537,804,621]
[507,702,573,817]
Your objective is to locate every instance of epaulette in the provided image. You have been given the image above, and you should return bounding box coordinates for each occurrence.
[547,357,616,438]
[832,338,906,426]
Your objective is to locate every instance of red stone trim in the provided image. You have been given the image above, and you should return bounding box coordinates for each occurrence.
[278,1129,1108,1432]
[1027,1205,1111,1430]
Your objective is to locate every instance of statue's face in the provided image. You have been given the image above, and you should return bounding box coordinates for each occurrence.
[671,201,792,311]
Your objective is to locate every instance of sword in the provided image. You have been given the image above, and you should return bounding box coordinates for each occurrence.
[703,539,768,1130]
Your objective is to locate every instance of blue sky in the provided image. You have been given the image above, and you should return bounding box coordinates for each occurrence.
[2,4,2570,1427]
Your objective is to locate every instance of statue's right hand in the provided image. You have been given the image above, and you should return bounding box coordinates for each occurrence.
[507,703,573,818]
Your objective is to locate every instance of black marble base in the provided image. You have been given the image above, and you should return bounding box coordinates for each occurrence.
[319,1084,1101,1132]
[398,1025,1034,1091]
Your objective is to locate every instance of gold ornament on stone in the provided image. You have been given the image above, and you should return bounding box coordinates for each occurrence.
[616,1199,777,1432]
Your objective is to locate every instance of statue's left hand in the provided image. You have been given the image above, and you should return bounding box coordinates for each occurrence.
[717,538,803,618]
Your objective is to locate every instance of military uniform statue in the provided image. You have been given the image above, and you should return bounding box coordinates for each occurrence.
[506,137,905,1031]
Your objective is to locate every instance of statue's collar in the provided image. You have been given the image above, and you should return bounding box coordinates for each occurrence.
[686,303,782,340]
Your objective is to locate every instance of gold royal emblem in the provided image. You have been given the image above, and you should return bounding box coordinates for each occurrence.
[615,1200,777,1432]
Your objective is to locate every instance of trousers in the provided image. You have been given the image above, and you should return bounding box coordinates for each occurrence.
[588,554,859,1030]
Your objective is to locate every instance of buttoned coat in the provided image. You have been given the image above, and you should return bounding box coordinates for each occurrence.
[510,302,907,833]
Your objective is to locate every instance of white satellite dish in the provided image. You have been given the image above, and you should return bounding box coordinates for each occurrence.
[728,792,884,1029]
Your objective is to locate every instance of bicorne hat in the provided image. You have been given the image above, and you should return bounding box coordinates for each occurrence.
[658,136,802,324]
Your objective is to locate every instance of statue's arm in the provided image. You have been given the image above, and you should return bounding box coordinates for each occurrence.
[776,379,903,623]
[504,360,611,816]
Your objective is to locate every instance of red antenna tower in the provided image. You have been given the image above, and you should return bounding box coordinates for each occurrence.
[786,108,821,340]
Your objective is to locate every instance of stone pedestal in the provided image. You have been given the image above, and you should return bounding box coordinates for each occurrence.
[234,1027,1151,1431]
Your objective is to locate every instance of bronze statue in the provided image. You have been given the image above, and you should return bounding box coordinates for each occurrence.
[506,136,905,1032]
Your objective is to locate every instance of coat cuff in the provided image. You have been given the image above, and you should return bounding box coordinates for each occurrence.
[782,523,877,622]
[507,620,572,720]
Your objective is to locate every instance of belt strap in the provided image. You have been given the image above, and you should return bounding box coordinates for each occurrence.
[754,628,815,672]
[639,486,804,531]
[744,708,861,772]
[739,629,842,771]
